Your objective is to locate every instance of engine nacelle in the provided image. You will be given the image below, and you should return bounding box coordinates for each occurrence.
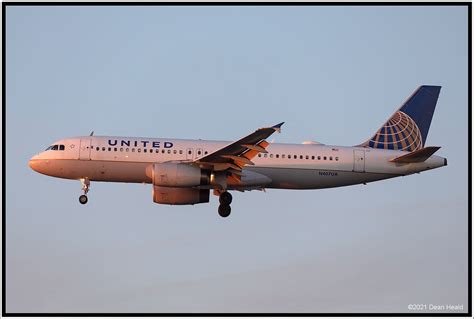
[147,163,210,187]
[153,186,210,205]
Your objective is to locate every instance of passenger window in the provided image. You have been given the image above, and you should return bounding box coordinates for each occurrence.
[270,154,273,158]
[318,156,321,160]
[108,147,111,151]
[144,149,147,153]
[197,150,201,155]
[288,155,291,159]
[114,147,117,152]
[324,156,327,160]
[132,148,135,152]
[167,150,171,154]
[300,155,303,159]
[96,147,99,151]
[188,150,192,155]
[335,157,339,161]
[294,155,297,159]
[120,148,123,152]
[258,154,261,157]
[102,147,106,151]
[311,156,315,160]
[282,154,285,159]
[179,150,183,154]
[156,149,159,153]
[264,154,267,158]
[329,156,333,160]
[205,151,208,155]
[126,148,129,152]
[305,155,309,160]
[174,150,177,154]
[276,154,279,158]
[162,150,166,154]
[138,149,141,153]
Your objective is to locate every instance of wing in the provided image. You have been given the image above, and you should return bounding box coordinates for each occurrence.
[195,122,284,182]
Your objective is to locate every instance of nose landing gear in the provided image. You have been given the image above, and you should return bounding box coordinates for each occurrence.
[218,191,232,218]
[79,194,88,204]
[79,178,90,205]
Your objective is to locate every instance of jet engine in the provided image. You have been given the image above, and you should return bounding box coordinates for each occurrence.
[147,163,210,187]
[153,186,210,205]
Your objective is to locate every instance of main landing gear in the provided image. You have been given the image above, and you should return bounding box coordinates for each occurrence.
[79,178,90,205]
[218,191,233,218]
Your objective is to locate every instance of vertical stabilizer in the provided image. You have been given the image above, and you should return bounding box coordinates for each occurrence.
[359,85,441,151]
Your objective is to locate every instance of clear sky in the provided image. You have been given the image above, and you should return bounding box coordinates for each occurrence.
[6,5,469,313]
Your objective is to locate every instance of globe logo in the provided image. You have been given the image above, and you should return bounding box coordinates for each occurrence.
[368,111,422,151]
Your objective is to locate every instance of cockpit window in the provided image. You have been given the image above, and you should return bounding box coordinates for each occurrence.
[45,144,65,151]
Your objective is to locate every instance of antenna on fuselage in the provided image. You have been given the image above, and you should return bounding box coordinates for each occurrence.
[89,131,94,136]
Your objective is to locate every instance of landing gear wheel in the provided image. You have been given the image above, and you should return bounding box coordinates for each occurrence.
[79,195,88,205]
[218,204,231,218]
[219,191,233,205]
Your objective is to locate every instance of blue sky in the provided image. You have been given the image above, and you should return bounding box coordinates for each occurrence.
[6,5,468,313]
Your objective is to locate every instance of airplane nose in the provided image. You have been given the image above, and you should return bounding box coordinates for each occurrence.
[29,155,51,176]
[29,159,36,171]
[29,155,40,172]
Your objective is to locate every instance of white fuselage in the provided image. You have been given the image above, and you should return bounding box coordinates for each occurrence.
[29,136,447,190]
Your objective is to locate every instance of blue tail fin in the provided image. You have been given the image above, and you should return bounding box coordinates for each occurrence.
[360,85,441,151]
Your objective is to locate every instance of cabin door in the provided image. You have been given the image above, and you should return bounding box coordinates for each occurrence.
[353,150,365,172]
[79,138,91,160]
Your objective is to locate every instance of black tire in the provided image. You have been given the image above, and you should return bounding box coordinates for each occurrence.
[219,191,233,205]
[79,195,88,205]
[218,204,231,218]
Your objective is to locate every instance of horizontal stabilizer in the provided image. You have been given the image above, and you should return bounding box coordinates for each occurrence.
[390,146,441,163]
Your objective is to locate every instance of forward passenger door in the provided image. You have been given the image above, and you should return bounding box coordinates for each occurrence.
[79,139,91,160]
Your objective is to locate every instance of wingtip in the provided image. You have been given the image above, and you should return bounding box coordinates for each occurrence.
[273,122,285,133]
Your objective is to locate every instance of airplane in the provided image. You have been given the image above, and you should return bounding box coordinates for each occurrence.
[29,85,447,218]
